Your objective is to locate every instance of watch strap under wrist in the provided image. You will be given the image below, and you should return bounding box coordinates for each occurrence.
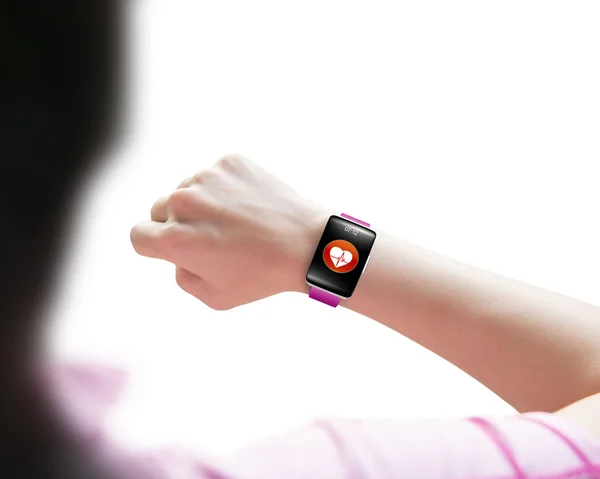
[309,287,341,307]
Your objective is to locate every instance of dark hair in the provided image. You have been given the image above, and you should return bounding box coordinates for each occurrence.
[1,2,123,477]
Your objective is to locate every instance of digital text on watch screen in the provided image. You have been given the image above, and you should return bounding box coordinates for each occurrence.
[306,215,376,298]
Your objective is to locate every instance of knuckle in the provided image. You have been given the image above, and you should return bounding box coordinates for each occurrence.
[177,175,194,189]
[129,226,146,254]
[175,267,193,291]
[130,222,183,261]
[167,188,197,216]
[150,196,168,220]
[191,169,214,185]
[169,186,193,203]
[130,225,164,259]
[156,222,182,250]
[216,153,245,171]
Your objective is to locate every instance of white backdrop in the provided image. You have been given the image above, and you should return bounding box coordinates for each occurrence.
[48,0,600,455]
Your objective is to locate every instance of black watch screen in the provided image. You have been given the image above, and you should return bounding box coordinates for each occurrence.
[305,215,376,299]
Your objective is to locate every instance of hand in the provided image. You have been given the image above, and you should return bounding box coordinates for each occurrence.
[130,154,329,310]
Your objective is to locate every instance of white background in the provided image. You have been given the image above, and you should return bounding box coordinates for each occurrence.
[49,0,600,455]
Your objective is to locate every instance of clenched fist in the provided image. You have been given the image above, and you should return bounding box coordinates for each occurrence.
[130,154,329,310]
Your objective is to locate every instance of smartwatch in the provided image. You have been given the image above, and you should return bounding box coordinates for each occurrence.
[305,213,376,307]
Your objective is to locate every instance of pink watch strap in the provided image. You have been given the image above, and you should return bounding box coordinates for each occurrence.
[340,213,370,228]
[309,213,369,307]
[309,287,341,307]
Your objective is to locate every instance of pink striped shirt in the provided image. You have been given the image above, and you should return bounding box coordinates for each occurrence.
[49,363,600,478]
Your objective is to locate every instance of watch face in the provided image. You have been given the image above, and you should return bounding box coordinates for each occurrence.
[306,215,376,298]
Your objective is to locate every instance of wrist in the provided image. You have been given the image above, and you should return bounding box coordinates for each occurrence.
[281,204,332,294]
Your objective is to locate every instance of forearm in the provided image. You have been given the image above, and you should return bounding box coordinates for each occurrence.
[295,217,600,413]
[135,155,600,413]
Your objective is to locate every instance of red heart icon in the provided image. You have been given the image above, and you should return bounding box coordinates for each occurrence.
[329,246,353,268]
[323,240,359,273]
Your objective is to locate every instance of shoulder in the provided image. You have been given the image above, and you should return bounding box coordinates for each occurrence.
[225,414,600,479]
[45,363,600,479]
[554,392,600,444]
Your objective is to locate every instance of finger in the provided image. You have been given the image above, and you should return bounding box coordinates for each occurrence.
[175,267,229,310]
[151,188,202,224]
[177,175,195,189]
[175,265,204,298]
[177,169,215,190]
[150,196,169,222]
[130,221,182,263]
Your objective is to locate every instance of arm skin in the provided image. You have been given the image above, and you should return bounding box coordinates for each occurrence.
[292,211,600,414]
[136,156,600,415]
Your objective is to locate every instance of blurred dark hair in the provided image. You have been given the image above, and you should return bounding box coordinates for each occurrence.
[1,1,123,477]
